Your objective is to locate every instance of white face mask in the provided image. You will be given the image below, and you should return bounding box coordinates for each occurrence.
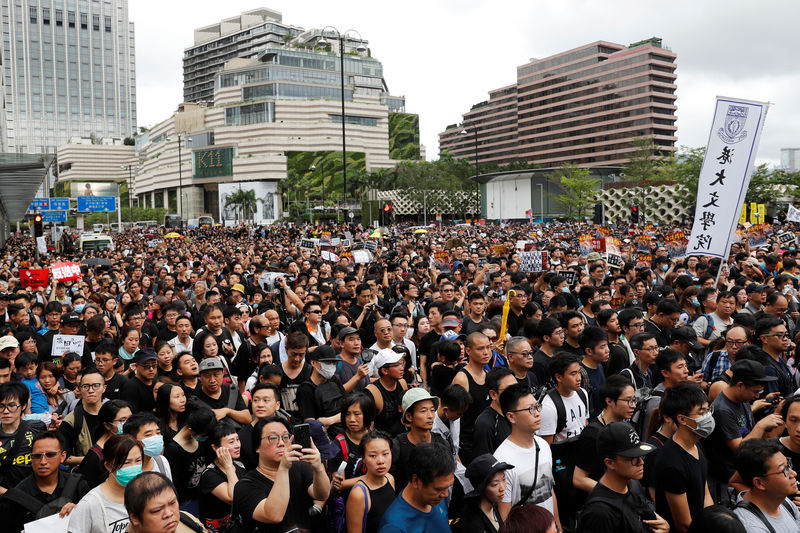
[317,361,337,380]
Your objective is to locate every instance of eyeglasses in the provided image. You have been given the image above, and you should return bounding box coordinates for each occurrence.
[0,402,20,412]
[621,456,645,466]
[615,397,637,407]
[80,383,104,391]
[308,310,322,314]
[264,433,293,445]
[31,451,61,461]
[761,458,794,479]
[509,351,534,358]
[725,339,748,347]
[510,404,541,415]
[139,362,158,370]
[637,346,660,353]
[764,333,790,339]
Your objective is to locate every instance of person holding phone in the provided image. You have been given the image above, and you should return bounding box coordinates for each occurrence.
[231,416,330,532]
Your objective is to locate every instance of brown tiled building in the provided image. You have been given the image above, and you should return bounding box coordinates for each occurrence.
[439,38,677,168]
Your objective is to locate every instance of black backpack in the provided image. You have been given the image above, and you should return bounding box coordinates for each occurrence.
[3,472,82,520]
[629,388,664,440]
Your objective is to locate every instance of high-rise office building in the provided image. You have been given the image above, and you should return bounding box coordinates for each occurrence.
[781,148,800,171]
[0,0,136,154]
[439,38,677,167]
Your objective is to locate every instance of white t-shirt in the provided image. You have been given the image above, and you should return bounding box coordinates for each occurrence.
[68,485,130,533]
[538,388,589,443]
[494,436,554,514]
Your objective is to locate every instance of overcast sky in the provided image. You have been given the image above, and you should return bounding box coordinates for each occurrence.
[130,0,800,167]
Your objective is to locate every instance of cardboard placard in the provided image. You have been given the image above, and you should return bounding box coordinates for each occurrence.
[50,262,82,282]
[51,334,85,361]
[558,269,577,286]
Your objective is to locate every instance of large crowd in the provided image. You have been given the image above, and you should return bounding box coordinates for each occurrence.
[0,219,799,533]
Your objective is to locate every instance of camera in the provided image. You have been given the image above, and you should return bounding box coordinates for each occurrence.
[361,349,376,364]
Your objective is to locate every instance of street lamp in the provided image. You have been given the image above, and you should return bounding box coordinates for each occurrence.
[120,163,134,223]
[460,128,480,218]
[167,133,192,224]
[317,27,366,213]
[311,162,326,218]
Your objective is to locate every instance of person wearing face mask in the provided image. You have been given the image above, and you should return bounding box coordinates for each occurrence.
[654,382,715,533]
[74,400,132,488]
[296,345,347,439]
[122,412,172,480]
[67,434,143,533]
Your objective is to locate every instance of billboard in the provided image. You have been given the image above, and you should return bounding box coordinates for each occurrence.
[218,181,278,225]
[70,181,119,197]
[194,147,234,179]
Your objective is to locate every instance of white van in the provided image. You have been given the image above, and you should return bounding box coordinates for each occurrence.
[79,233,114,252]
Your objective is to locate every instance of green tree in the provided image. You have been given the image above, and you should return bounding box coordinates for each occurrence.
[624,137,670,222]
[547,164,600,220]
[658,146,705,208]
[225,188,260,221]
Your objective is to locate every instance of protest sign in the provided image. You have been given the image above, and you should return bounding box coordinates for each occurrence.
[636,254,653,269]
[607,253,624,268]
[352,250,374,264]
[519,251,548,273]
[578,235,593,256]
[20,269,49,289]
[778,232,795,245]
[321,250,340,262]
[605,237,621,256]
[492,244,506,255]
[52,334,85,361]
[636,235,653,253]
[787,205,800,223]
[748,223,767,247]
[50,262,82,282]
[687,97,768,257]
[300,239,315,250]
[665,230,688,259]
[558,270,577,286]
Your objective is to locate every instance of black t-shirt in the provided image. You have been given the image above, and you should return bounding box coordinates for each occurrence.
[296,378,346,437]
[164,440,212,503]
[195,386,247,427]
[103,372,128,400]
[642,432,669,490]
[580,481,654,533]
[0,469,90,532]
[74,445,105,488]
[430,364,458,397]
[654,438,708,530]
[279,365,313,418]
[0,420,47,489]
[232,463,314,533]
[391,433,449,494]
[462,316,486,335]
[419,329,441,362]
[472,406,511,458]
[199,461,248,522]
[606,342,630,377]
[237,424,259,470]
[120,376,155,413]
[575,419,606,490]
[533,349,554,389]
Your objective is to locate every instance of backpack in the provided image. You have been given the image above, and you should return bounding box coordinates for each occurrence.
[735,499,797,533]
[3,472,82,520]
[629,388,664,440]
[576,480,653,533]
[548,387,589,437]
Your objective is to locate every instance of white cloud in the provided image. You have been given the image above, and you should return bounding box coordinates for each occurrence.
[131,0,800,166]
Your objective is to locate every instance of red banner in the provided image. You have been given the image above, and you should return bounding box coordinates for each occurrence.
[50,262,82,282]
[20,269,49,288]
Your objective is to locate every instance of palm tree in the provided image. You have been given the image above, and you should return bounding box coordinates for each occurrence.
[225,188,261,222]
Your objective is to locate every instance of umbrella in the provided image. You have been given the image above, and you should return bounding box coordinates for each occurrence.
[414,229,428,234]
[81,258,112,267]
[164,232,182,239]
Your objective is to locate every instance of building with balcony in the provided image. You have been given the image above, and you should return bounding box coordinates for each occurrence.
[440,38,677,168]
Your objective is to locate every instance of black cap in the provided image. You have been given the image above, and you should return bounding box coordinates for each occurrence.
[133,348,157,364]
[597,421,656,458]
[337,326,360,341]
[307,345,341,362]
[731,359,777,384]
[61,311,81,324]
[671,326,703,350]
[464,454,513,498]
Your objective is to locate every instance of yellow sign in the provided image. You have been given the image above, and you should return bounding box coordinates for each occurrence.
[739,205,747,225]
[758,204,766,224]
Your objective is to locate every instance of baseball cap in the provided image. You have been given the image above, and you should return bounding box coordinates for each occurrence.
[439,330,466,342]
[307,345,341,362]
[442,317,461,329]
[371,347,404,372]
[401,388,439,424]
[337,326,361,341]
[61,311,82,324]
[0,336,19,351]
[746,282,768,293]
[671,326,703,350]
[597,421,656,458]
[198,358,225,372]
[731,359,777,384]
[464,454,514,498]
[134,348,157,365]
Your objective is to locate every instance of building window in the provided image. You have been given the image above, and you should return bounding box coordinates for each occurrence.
[224,102,275,126]
[104,16,111,32]
[29,7,37,24]
[80,13,87,29]
[55,9,63,26]
[42,7,50,24]
[92,15,99,31]
[330,114,378,126]
[68,11,75,27]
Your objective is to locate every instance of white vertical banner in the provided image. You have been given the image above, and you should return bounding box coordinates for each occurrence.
[687,97,768,258]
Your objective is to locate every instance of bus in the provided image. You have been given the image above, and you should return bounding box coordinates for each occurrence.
[164,214,183,229]
[135,220,157,229]
[199,215,214,228]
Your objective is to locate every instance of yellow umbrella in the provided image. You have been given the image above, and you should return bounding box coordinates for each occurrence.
[369,230,382,238]
[414,229,428,234]
[164,232,182,239]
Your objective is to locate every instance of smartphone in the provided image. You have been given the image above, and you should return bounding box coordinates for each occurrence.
[293,423,311,449]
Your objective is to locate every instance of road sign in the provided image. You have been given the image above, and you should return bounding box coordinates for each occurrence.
[29,197,69,211]
[41,210,67,222]
[77,196,116,212]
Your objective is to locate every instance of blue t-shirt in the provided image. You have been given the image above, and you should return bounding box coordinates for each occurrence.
[21,378,49,413]
[378,493,450,533]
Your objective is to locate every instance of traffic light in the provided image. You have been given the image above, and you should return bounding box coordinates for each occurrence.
[33,214,43,237]
[381,203,392,225]
[383,203,392,213]
[592,204,603,225]
[630,205,640,224]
